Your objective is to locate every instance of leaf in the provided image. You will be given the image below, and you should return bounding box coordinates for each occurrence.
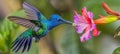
[113,47,120,54]
[0,10,26,53]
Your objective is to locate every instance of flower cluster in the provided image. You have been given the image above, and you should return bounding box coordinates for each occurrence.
[73,7,100,42]
[73,2,120,42]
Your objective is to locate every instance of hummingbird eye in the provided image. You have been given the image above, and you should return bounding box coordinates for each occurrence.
[57,18,61,22]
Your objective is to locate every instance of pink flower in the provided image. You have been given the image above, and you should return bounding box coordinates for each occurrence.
[73,7,100,42]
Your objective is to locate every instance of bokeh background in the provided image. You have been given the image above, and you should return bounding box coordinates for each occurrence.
[0,0,120,54]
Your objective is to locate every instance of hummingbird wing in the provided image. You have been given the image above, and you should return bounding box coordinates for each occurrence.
[12,29,33,53]
[8,16,40,31]
[23,2,47,21]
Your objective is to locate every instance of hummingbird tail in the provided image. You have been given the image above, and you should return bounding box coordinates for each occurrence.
[11,29,33,53]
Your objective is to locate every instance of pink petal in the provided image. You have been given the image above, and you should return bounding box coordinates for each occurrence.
[92,28,100,37]
[80,36,85,42]
[82,7,88,19]
[73,7,100,42]
[81,7,93,24]
[84,25,91,32]
[76,24,88,33]
[74,14,82,23]
[87,12,94,19]
[82,7,87,16]
[85,32,91,40]
[74,11,87,23]
[82,7,94,19]
[80,31,91,42]
[82,7,90,19]
[91,24,96,31]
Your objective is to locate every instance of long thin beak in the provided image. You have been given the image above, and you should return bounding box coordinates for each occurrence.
[61,18,73,25]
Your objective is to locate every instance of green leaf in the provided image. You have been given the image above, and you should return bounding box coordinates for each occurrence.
[113,47,120,54]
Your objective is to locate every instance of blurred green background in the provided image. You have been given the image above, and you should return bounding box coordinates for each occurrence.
[0,0,120,54]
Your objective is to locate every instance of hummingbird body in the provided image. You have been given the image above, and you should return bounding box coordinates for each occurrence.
[8,2,72,53]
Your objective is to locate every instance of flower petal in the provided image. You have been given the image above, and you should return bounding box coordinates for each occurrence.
[91,24,96,31]
[74,11,87,23]
[82,7,92,24]
[74,14,82,23]
[87,12,94,19]
[92,28,100,37]
[80,31,91,42]
[85,32,91,40]
[80,36,85,42]
[94,15,118,24]
[76,24,88,33]
[73,7,100,42]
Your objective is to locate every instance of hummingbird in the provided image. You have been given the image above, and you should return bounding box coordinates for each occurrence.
[8,2,72,53]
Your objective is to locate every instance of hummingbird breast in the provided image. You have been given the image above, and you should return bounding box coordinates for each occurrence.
[34,21,49,39]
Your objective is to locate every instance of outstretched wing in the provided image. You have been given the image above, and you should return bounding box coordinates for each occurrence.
[8,16,39,31]
[23,2,46,21]
[11,29,33,53]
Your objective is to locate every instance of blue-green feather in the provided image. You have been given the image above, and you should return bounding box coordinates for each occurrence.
[12,29,33,52]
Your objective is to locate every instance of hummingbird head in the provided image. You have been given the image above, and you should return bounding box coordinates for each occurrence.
[48,14,72,30]
[49,14,72,25]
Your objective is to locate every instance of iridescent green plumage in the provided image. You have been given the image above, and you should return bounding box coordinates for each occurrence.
[8,2,72,53]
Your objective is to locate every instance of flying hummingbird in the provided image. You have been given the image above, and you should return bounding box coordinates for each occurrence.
[8,2,72,53]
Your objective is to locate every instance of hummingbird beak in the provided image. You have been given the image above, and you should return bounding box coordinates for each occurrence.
[60,18,73,25]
